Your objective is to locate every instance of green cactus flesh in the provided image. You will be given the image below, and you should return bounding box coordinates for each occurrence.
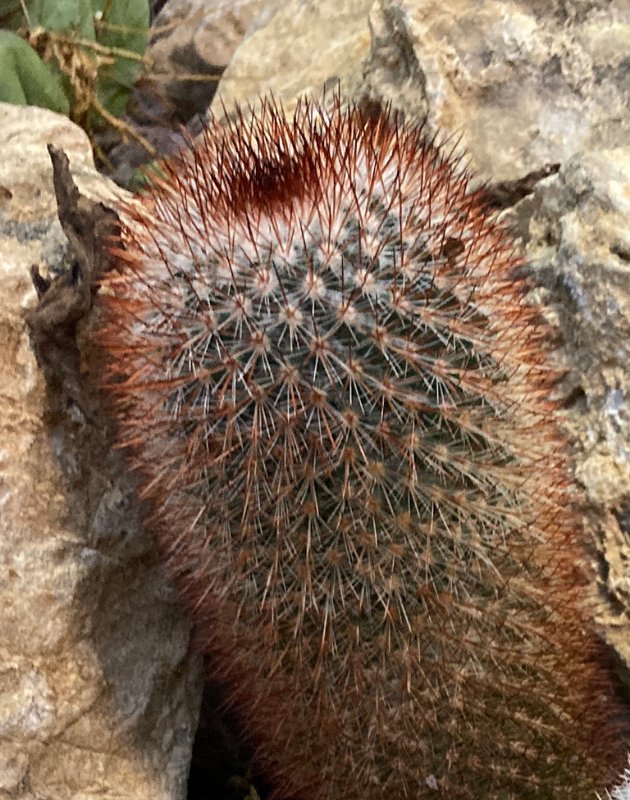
[95,97,628,799]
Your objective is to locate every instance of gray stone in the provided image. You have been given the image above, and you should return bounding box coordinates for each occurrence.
[521,147,630,665]
[149,0,269,121]
[364,0,630,180]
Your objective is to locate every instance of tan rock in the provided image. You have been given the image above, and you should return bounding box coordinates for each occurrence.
[211,0,375,116]
[0,103,203,800]
[364,0,630,179]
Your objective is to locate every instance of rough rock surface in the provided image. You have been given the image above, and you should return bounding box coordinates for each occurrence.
[149,0,268,123]
[364,0,630,179]
[522,147,630,667]
[211,0,375,116]
[0,103,203,800]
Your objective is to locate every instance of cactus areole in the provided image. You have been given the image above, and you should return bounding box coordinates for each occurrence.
[94,97,628,798]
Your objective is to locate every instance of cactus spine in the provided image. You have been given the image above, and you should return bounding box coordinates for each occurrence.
[95,97,627,799]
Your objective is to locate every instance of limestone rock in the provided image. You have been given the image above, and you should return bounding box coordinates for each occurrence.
[521,146,630,666]
[211,0,375,116]
[0,103,203,800]
[364,0,629,180]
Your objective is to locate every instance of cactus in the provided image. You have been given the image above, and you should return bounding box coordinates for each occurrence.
[94,97,628,799]
[610,762,630,800]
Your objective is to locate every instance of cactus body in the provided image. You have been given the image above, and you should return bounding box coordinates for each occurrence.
[95,98,627,798]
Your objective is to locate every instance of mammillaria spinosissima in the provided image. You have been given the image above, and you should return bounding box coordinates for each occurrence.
[609,762,630,800]
[94,96,628,799]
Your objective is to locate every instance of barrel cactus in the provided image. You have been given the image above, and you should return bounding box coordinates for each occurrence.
[94,97,628,799]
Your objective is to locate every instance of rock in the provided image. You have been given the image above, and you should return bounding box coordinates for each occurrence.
[0,102,203,800]
[521,146,630,667]
[364,0,629,180]
[211,0,375,116]
[149,0,269,122]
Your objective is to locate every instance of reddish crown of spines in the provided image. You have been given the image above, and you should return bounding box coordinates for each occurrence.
[95,96,628,799]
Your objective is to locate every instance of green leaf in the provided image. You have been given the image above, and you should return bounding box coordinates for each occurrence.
[92,0,149,116]
[0,0,96,35]
[0,0,150,125]
[30,0,96,37]
[0,30,69,114]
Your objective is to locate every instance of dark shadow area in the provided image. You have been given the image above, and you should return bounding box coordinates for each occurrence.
[187,679,274,800]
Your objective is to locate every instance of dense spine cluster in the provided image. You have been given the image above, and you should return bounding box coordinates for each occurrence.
[95,97,627,798]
